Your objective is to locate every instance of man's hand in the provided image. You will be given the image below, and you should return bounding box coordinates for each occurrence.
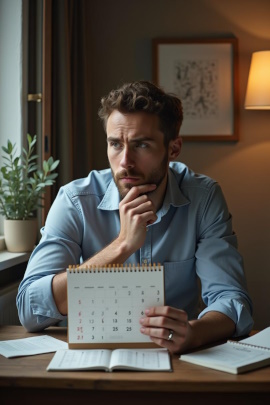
[140,306,192,353]
[139,307,236,354]
[117,184,157,253]
[52,184,157,317]
[78,183,157,269]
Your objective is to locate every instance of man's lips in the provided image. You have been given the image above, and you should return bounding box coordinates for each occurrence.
[120,177,140,183]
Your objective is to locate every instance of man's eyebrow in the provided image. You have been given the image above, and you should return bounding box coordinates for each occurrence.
[107,136,155,143]
[107,136,120,143]
[131,137,155,142]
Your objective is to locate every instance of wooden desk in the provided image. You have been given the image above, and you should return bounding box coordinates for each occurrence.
[0,326,270,405]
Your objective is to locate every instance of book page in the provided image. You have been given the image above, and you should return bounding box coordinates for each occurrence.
[0,335,68,358]
[47,349,112,371]
[239,327,270,349]
[109,348,171,371]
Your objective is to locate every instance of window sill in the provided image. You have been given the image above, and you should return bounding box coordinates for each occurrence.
[0,251,31,271]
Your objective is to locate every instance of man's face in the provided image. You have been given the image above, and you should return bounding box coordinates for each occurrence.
[106,110,170,199]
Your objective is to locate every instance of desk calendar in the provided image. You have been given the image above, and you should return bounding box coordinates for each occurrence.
[67,264,164,348]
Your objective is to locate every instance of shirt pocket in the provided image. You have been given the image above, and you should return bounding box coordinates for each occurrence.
[164,258,198,317]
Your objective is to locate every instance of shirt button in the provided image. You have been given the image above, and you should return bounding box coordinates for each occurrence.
[142,259,148,265]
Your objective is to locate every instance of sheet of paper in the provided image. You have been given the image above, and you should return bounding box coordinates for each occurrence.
[47,349,112,371]
[0,335,68,358]
[240,327,270,349]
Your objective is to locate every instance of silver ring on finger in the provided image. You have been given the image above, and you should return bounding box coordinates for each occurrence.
[167,330,174,341]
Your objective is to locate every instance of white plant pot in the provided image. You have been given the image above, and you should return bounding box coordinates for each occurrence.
[4,219,38,253]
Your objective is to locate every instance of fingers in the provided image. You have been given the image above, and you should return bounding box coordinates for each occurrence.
[120,197,157,228]
[120,184,157,205]
[139,306,189,353]
[144,306,188,322]
[140,307,188,332]
[119,184,157,221]
[118,184,158,251]
[122,194,153,213]
[140,322,181,340]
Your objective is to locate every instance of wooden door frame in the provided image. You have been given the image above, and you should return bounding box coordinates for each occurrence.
[42,0,52,225]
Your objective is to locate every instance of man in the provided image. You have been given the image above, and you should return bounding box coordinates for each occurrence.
[17,81,253,354]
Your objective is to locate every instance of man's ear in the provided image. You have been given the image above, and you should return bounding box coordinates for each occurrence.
[168,136,182,161]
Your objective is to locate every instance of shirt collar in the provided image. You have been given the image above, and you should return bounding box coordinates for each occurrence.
[98,167,190,213]
[98,177,120,210]
[156,167,190,221]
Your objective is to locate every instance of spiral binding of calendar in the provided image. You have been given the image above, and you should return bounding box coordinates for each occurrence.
[67,263,163,273]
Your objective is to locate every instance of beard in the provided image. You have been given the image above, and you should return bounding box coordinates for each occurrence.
[111,153,169,199]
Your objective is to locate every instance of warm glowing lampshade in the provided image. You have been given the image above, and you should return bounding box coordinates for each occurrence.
[245,50,270,110]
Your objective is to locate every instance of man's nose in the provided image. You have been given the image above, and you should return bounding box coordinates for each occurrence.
[120,147,135,169]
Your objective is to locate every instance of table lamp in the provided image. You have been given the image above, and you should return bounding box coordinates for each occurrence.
[245,50,270,110]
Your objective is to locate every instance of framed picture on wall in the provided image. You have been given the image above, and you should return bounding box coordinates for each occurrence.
[152,38,239,141]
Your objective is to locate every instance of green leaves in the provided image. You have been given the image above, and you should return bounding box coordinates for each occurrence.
[0,134,60,220]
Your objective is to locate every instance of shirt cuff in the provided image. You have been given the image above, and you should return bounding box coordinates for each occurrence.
[198,298,254,337]
[29,274,66,326]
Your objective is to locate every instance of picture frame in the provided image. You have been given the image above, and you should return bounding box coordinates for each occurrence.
[152,38,239,141]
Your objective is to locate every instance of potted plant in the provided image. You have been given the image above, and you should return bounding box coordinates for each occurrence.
[0,134,59,252]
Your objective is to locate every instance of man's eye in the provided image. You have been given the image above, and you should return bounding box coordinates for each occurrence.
[136,142,148,148]
[110,142,121,149]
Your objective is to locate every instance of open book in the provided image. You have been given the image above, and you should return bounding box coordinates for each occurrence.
[47,348,171,372]
[179,327,270,374]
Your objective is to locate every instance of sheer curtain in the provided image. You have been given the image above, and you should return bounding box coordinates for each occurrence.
[51,0,92,197]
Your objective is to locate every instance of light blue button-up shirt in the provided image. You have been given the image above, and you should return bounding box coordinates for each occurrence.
[17,162,253,334]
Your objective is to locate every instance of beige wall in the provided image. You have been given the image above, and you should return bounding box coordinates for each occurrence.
[88,0,270,329]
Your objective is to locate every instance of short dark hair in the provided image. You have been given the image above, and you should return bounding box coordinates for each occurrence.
[98,81,183,146]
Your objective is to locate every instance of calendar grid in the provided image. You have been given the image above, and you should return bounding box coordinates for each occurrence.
[67,264,164,349]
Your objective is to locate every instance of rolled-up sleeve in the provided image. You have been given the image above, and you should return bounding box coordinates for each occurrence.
[16,187,83,332]
[195,183,253,336]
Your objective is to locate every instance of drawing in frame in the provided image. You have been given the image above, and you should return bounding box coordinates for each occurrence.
[153,38,239,141]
